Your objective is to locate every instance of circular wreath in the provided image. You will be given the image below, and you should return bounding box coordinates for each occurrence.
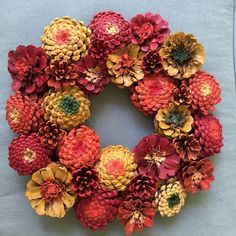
[5,11,223,235]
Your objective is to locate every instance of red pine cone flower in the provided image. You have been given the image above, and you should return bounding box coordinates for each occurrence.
[76,55,110,94]
[75,188,122,230]
[194,114,223,156]
[173,134,201,161]
[46,60,78,89]
[128,174,156,200]
[58,125,100,171]
[130,12,170,52]
[181,158,214,193]
[89,11,131,59]
[142,50,163,75]
[8,45,48,95]
[134,134,180,180]
[189,71,221,115]
[118,198,155,236]
[8,133,51,175]
[6,92,44,134]
[173,82,192,106]
[38,121,65,149]
[71,166,99,198]
[130,73,176,116]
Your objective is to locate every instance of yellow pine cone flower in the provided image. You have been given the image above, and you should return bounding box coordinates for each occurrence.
[154,180,186,217]
[25,163,76,218]
[159,32,205,79]
[41,16,91,61]
[154,103,193,138]
[42,86,90,130]
[96,145,137,191]
[106,44,144,88]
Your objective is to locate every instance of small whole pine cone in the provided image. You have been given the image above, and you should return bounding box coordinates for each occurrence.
[75,188,122,230]
[8,133,51,175]
[173,82,192,106]
[128,174,156,200]
[71,166,99,198]
[38,121,65,149]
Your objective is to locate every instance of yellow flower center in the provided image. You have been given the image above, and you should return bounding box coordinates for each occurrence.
[9,106,19,122]
[145,153,166,167]
[130,211,144,224]
[84,67,100,83]
[192,171,202,184]
[200,82,212,96]
[105,23,119,35]
[23,148,36,163]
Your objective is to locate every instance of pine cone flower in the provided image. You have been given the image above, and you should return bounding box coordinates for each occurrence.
[130,73,176,116]
[46,60,78,89]
[95,145,137,191]
[41,16,91,61]
[194,114,223,156]
[88,11,131,59]
[43,86,90,130]
[59,125,100,171]
[38,121,65,149]
[159,32,205,79]
[25,163,76,218]
[71,166,99,198]
[142,50,163,75]
[154,180,186,217]
[118,198,155,236]
[173,134,201,161]
[8,133,51,175]
[189,71,222,115]
[134,134,180,180]
[128,174,156,200]
[130,12,170,52]
[172,82,192,106]
[8,45,48,95]
[6,92,44,134]
[76,55,110,94]
[107,44,144,88]
[181,158,214,193]
[154,103,194,138]
[75,188,121,230]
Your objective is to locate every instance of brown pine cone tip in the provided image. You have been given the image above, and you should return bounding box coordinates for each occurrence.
[173,134,201,161]
[38,121,64,149]
[173,83,192,106]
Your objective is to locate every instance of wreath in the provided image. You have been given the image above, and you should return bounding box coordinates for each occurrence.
[5,11,223,235]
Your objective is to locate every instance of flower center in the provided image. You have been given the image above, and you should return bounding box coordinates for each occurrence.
[136,22,154,40]
[54,29,71,45]
[130,210,144,224]
[115,54,136,75]
[23,148,36,163]
[145,153,166,167]
[167,193,180,208]
[9,106,19,122]
[84,67,101,83]
[59,96,80,115]
[104,23,119,35]
[40,179,63,202]
[165,111,184,127]
[200,82,212,96]
[105,159,125,177]
[171,45,192,65]
[192,171,203,184]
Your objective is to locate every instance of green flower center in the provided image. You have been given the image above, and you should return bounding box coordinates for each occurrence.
[165,111,184,127]
[59,96,80,115]
[167,194,180,208]
[171,45,192,65]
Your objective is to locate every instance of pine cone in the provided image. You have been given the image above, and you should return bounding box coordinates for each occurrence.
[181,158,214,193]
[95,145,137,191]
[128,174,156,200]
[154,180,186,217]
[173,83,192,106]
[42,86,90,130]
[6,92,44,134]
[75,188,121,230]
[38,121,65,149]
[173,134,201,161]
[71,166,99,198]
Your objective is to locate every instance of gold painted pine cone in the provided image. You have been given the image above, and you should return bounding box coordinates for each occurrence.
[95,145,137,191]
[42,86,90,130]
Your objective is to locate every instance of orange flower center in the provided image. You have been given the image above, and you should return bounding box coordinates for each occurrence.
[200,82,212,96]
[115,54,136,75]
[54,29,71,45]
[41,179,63,202]
[23,148,36,163]
[104,23,119,35]
[105,159,125,177]
[9,106,20,122]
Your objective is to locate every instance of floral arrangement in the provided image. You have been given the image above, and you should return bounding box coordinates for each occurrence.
[5,12,223,235]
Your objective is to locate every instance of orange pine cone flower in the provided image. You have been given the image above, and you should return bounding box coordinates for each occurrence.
[189,71,221,115]
[6,92,44,134]
[58,125,100,170]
